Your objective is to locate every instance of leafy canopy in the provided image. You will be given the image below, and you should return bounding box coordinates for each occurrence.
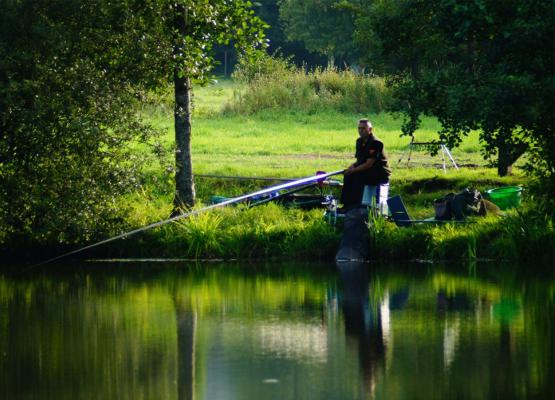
[0,0,166,242]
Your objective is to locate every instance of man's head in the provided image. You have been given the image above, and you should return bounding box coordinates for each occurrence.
[358,119,373,139]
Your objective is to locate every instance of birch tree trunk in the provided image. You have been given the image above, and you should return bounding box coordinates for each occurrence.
[174,73,196,209]
[173,5,195,210]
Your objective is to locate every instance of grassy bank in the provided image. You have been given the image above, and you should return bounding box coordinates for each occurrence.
[4,73,553,264]
[124,75,550,263]
[96,204,552,265]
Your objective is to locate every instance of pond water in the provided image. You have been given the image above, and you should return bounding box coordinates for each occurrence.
[0,261,553,400]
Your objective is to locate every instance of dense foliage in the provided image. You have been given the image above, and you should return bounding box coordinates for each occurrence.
[0,0,266,243]
[352,0,555,179]
[252,0,327,66]
[0,0,168,243]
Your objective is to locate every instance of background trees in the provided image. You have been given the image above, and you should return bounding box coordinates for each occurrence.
[353,0,554,178]
[252,0,327,66]
[279,0,359,66]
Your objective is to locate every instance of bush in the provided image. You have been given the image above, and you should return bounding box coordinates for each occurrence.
[0,1,164,245]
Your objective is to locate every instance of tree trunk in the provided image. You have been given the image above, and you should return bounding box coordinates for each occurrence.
[497,142,512,177]
[327,53,335,68]
[497,137,527,177]
[173,4,195,211]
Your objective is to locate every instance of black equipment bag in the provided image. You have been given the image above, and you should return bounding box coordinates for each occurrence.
[434,188,483,221]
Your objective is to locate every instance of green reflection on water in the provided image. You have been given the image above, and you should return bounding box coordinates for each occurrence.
[0,262,553,400]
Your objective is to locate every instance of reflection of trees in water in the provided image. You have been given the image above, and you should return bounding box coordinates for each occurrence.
[336,262,555,398]
[0,276,177,400]
[175,300,196,400]
[0,262,553,398]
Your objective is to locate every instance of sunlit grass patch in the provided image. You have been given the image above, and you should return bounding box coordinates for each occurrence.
[133,78,526,183]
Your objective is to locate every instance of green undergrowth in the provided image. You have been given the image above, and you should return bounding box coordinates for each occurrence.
[94,199,553,264]
[369,208,554,264]
[226,66,392,115]
[101,203,340,260]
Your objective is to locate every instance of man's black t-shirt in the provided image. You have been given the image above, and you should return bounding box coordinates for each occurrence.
[354,136,391,184]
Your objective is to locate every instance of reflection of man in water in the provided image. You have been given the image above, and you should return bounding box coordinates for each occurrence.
[337,262,385,395]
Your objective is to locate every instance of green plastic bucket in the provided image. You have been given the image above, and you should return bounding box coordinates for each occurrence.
[486,186,523,210]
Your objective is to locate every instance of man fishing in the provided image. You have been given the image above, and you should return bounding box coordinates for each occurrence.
[340,119,391,210]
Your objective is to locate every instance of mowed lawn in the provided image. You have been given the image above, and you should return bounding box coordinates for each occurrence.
[144,79,493,178]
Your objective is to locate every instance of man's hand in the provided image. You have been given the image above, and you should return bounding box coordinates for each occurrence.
[344,165,355,176]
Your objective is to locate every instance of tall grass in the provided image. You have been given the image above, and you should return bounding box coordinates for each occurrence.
[225,61,392,115]
[100,203,339,261]
[97,201,553,264]
[369,207,554,264]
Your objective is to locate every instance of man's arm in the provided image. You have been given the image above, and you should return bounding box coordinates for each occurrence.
[344,158,375,175]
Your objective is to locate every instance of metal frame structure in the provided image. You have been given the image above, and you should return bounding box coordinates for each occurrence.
[398,136,459,172]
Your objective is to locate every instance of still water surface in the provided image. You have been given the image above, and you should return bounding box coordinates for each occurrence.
[1,261,553,399]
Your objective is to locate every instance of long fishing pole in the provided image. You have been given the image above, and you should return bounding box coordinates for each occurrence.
[249,182,318,207]
[195,173,343,186]
[195,174,292,182]
[29,170,344,268]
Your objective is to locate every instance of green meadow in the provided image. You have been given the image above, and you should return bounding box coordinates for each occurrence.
[101,78,553,264]
[134,79,523,220]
